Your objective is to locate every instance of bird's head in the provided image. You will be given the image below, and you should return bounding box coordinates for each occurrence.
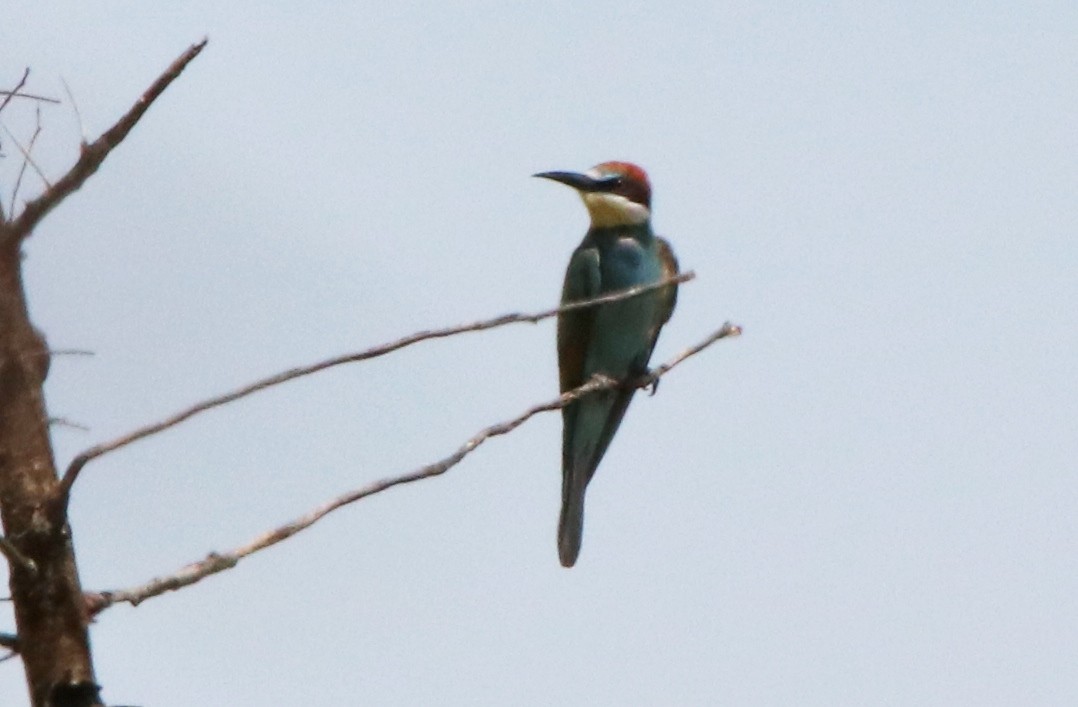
[534,161,651,229]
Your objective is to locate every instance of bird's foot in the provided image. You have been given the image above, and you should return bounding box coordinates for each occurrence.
[643,370,661,396]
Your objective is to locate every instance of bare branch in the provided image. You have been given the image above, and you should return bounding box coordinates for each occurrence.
[3,39,207,245]
[85,321,740,613]
[0,536,37,576]
[0,68,30,118]
[56,272,694,503]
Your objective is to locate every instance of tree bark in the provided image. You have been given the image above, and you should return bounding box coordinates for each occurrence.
[0,235,100,706]
[0,40,203,705]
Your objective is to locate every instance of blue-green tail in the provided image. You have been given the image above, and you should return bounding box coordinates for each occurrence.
[558,474,586,567]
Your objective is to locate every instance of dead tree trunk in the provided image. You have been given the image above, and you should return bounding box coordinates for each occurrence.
[0,237,99,706]
[0,40,207,707]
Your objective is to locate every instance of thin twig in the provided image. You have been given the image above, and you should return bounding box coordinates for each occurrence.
[0,536,37,576]
[56,272,694,503]
[48,417,89,432]
[85,321,740,613]
[10,105,44,215]
[0,69,31,223]
[49,348,95,357]
[0,92,59,106]
[3,39,207,245]
[0,120,50,190]
[60,77,86,145]
[647,323,744,379]
[0,631,18,659]
[0,68,30,118]
[0,92,59,104]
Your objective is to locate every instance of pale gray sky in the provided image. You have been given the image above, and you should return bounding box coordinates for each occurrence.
[3,3,1077,705]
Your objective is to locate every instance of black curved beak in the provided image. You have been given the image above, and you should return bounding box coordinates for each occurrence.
[533,170,619,193]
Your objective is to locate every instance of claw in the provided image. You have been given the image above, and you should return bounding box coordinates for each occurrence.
[646,370,660,396]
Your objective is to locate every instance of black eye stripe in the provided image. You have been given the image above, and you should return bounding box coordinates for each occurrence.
[596,175,624,192]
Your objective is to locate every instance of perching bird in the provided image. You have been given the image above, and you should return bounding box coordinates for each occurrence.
[533,161,679,567]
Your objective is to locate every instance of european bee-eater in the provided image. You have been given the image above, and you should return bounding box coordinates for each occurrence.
[534,161,679,567]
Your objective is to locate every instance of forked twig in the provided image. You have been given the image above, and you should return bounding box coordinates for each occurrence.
[9,105,45,214]
[3,39,207,245]
[0,120,51,190]
[0,68,30,118]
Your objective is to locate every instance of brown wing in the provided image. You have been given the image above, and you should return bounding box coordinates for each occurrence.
[557,246,601,394]
[557,245,601,490]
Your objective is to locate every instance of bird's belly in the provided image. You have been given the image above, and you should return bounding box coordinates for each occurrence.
[585,290,659,378]
[584,236,664,377]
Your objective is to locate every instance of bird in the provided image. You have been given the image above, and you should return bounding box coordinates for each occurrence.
[533,161,679,567]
